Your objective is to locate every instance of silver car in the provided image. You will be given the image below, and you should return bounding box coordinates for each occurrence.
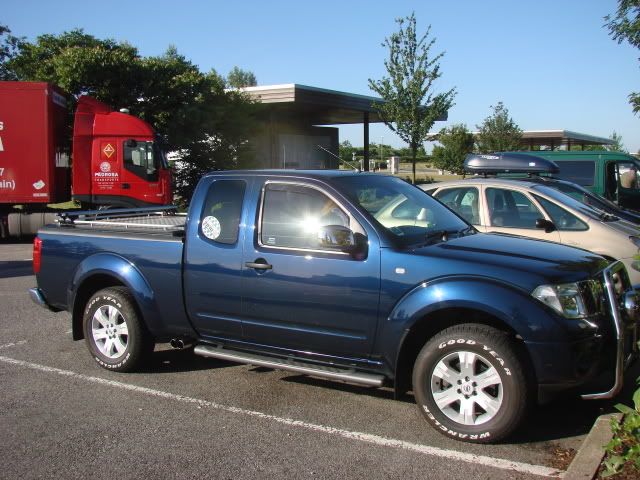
[421,178,640,286]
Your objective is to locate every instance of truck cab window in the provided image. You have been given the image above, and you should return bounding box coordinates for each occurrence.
[555,161,596,187]
[260,183,352,251]
[200,180,246,245]
[618,162,640,190]
[123,141,158,181]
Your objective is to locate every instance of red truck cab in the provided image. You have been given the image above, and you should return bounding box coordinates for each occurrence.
[72,95,172,208]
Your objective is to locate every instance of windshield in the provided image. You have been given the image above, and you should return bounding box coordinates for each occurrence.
[549,180,621,212]
[332,175,471,247]
[531,184,608,220]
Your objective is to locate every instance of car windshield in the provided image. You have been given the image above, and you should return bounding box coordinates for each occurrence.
[530,184,607,220]
[545,180,620,212]
[332,174,471,247]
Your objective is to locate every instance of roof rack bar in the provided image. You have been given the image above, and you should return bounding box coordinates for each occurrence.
[57,205,178,223]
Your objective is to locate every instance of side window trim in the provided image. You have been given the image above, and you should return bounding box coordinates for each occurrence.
[256,180,363,256]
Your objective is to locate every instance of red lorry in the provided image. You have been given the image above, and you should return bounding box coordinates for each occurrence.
[0,81,173,237]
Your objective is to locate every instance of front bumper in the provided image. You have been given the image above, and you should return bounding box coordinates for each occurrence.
[580,261,639,399]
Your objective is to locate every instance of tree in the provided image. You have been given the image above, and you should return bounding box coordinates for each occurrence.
[475,102,523,153]
[226,66,257,88]
[369,13,456,183]
[431,124,474,174]
[338,140,357,168]
[606,131,627,152]
[3,28,259,203]
[0,24,24,80]
[605,1,640,114]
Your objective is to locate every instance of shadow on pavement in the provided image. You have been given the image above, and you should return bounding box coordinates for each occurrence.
[141,346,237,374]
[0,260,33,278]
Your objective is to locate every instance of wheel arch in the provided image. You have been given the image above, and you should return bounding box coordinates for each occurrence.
[393,307,537,399]
[69,253,157,341]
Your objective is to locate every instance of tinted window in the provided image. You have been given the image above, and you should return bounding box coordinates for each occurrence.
[123,140,158,181]
[434,187,480,225]
[555,161,596,187]
[486,188,543,228]
[260,183,351,250]
[200,180,246,244]
[533,195,588,231]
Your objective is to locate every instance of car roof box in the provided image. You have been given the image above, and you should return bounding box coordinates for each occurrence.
[464,153,560,174]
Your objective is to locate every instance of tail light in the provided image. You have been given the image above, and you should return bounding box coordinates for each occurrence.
[33,237,42,274]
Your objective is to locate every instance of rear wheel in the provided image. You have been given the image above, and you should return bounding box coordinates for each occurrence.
[412,324,528,443]
[82,287,152,372]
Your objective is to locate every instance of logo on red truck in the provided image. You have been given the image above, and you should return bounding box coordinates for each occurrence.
[102,144,115,159]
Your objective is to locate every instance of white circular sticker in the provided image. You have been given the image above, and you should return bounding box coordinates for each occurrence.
[202,216,221,240]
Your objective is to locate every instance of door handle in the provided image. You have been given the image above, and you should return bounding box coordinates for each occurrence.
[122,183,131,189]
[245,261,272,270]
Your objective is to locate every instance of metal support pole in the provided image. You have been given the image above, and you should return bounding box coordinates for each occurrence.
[363,112,370,172]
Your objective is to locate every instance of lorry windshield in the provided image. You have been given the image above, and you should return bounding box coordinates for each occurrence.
[332,175,471,247]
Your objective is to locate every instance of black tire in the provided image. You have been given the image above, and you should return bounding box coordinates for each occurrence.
[82,287,153,372]
[412,324,528,443]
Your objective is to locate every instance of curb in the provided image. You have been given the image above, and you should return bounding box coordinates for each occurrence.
[563,412,622,479]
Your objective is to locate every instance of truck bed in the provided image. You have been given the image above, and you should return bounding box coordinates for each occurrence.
[56,206,186,233]
[37,206,187,337]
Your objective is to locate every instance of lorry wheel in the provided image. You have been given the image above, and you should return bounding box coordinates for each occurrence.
[82,287,152,372]
[412,324,528,443]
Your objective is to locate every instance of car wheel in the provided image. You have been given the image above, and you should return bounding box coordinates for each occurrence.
[412,324,528,443]
[83,287,152,372]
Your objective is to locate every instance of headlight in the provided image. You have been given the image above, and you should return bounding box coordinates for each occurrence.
[532,283,588,318]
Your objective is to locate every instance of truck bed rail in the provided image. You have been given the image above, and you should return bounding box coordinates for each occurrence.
[56,206,186,233]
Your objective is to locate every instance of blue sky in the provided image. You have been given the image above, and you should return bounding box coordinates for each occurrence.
[4,0,639,152]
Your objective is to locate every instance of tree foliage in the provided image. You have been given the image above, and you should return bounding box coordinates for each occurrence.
[431,124,474,174]
[475,102,523,153]
[226,66,257,88]
[0,24,24,80]
[2,28,258,203]
[605,1,640,114]
[369,13,456,183]
[606,131,627,152]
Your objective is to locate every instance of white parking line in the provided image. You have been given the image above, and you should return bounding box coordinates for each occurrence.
[0,355,562,478]
[0,340,27,350]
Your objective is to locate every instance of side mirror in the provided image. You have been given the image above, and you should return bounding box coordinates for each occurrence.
[317,225,366,257]
[535,218,556,233]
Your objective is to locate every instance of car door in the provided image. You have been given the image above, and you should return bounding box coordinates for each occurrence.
[483,186,561,243]
[240,179,381,358]
[183,177,249,339]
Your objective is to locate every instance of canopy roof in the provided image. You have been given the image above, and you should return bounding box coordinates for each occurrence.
[240,83,447,124]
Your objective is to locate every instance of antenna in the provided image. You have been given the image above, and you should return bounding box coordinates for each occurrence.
[316,145,360,172]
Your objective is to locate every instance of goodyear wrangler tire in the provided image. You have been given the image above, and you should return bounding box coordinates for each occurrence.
[412,324,528,443]
[82,287,152,372]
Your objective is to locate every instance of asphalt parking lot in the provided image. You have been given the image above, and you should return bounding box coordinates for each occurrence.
[1,239,638,479]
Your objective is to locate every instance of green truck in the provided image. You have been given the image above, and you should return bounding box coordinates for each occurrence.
[507,151,640,211]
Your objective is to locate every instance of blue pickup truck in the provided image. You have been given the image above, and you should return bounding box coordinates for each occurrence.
[30,170,639,443]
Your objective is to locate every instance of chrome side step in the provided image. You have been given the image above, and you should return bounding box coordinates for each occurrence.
[193,344,385,387]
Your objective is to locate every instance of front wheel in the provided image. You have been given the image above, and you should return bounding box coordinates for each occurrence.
[412,324,529,443]
[82,287,153,372]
